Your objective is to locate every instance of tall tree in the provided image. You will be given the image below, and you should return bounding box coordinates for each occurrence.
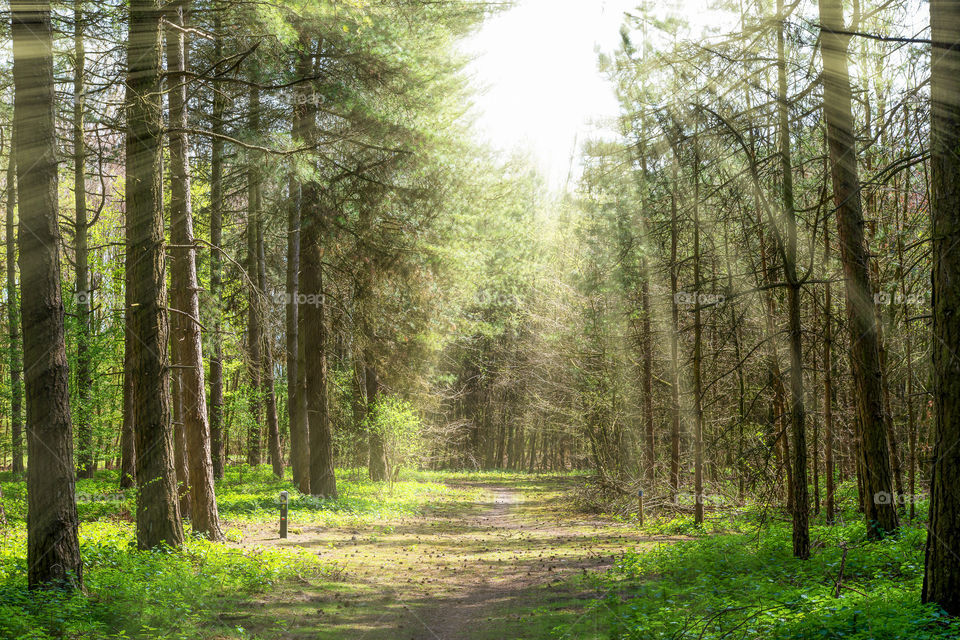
[4,128,23,476]
[818,0,898,539]
[73,0,95,479]
[256,219,283,478]
[823,230,836,524]
[166,2,223,540]
[359,205,387,482]
[778,0,809,559]
[922,0,960,615]
[207,6,226,480]
[288,42,311,492]
[301,182,337,497]
[245,85,263,468]
[295,40,336,496]
[692,133,704,527]
[126,0,184,550]
[12,0,83,588]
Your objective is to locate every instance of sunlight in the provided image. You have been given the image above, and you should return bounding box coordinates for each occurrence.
[462,0,734,187]
[462,0,637,186]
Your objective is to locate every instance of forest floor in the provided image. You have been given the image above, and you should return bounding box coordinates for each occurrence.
[2,468,955,639]
[221,475,668,639]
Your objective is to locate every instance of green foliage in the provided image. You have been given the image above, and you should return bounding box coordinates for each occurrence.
[564,517,959,640]
[363,395,426,481]
[213,464,482,525]
[0,466,487,639]
[0,521,333,639]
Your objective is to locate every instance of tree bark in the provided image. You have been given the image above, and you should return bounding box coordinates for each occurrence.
[365,353,387,481]
[288,44,311,491]
[640,151,655,484]
[824,230,836,524]
[13,0,84,588]
[4,128,23,477]
[207,6,225,480]
[779,0,809,558]
[166,3,223,540]
[922,0,960,615]
[668,152,681,500]
[171,368,190,515]
[257,219,283,478]
[73,0,95,480]
[357,203,387,482]
[301,197,337,497]
[692,142,704,527]
[818,0,898,539]
[245,86,263,467]
[287,173,308,490]
[294,43,336,496]
[126,0,184,550]
[120,262,136,489]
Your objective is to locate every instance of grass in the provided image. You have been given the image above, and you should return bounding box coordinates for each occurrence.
[0,469,953,640]
[0,465,488,639]
[540,482,960,640]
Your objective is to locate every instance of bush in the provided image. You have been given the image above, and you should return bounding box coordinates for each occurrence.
[567,517,960,640]
[364,395,426,484]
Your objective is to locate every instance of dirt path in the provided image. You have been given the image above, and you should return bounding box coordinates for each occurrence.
[227,479,666,639]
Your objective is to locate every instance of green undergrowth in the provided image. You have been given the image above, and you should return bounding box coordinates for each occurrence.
[0,465,496,639]
[0,466,491,528]
[212,466,487,525]
[0,520,335,639]
[555,493,957,640]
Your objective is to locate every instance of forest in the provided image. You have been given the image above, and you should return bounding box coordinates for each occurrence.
[1,0,960,637]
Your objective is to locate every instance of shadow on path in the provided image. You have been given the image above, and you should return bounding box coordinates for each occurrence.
[223,476,677,640]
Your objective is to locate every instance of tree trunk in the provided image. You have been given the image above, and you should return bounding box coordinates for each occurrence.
[4,127,23,477]
[779,0,809,558]
[295,309,311,492]
[823,220,835,524]
[73,0,94,480]
[692,143,704,527]
[207,7,225,480]
[13,0,84,588]
[669,152,681,500]
[257,218,283,478]
[871,256,906,510]
[289,40,315,493]
[922,0,960,615]
[358,204,387,482]
[818,0,898,539]
[166,4,222,540]
[287,170,309,492]
[171,370,190,515]
[640,150,655,484]
[366,354,387,481]
[301,197,337,497]
[126,0,184,550]
[120,269,136,489]
[294,44,336,496]
[245,86,263,467]
[899,107,916,520]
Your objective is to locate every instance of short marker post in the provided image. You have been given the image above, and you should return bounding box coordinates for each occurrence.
[280,490,288,539]
[637,489,644,526]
